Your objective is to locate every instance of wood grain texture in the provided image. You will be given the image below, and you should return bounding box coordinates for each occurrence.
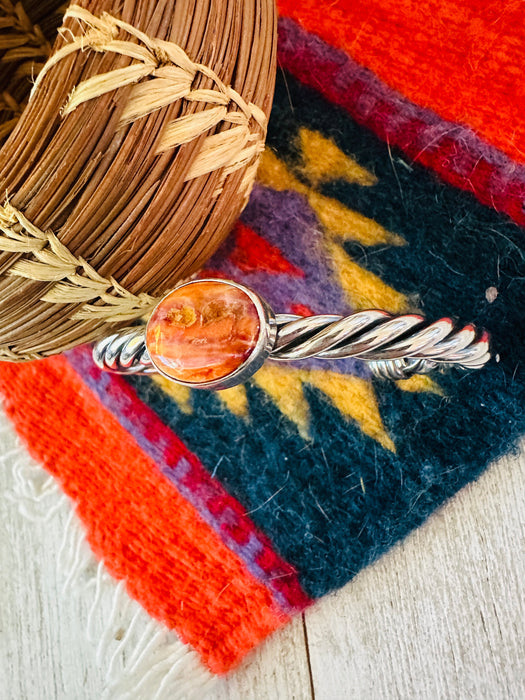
[0,403,523,700]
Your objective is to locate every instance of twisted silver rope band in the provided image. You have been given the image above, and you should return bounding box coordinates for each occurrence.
[93,309,491,381]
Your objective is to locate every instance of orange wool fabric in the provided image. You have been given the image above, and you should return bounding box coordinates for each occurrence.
[277,0,525,164]
[0,357,287,674]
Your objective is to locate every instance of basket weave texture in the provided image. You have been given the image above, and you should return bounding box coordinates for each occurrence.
[0,0,277,360]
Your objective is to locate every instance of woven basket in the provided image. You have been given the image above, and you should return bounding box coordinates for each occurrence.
[0,1,63,142]
[0,0,277,361]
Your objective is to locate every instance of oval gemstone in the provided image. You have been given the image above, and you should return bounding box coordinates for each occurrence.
[146,280,261,385]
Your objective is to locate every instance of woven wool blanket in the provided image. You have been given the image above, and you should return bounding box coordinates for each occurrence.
[1,0,524,693]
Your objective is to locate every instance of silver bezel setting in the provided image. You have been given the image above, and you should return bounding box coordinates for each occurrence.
[145,278,277,391]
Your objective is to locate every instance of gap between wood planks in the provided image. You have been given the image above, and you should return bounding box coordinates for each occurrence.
[302,613,316,699]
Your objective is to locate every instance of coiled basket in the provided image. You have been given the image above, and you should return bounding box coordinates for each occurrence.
[0,0,277,360]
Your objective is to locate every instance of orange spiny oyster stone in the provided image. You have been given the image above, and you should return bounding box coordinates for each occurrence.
[146,281,261,384]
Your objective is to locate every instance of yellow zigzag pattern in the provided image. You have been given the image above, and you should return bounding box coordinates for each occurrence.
[157,128,442,450]
[257,135,411,313]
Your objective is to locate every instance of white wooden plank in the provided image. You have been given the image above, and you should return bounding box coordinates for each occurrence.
[304,445,525,700]
[0,422,109,700]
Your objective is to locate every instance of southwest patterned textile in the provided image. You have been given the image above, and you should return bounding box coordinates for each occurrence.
[1,0,524,675]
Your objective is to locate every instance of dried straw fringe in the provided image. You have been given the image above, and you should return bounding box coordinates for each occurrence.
[33,5,268,186]
[0,200,157,321]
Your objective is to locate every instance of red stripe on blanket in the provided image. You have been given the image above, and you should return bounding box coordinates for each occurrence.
[66,345,312,616]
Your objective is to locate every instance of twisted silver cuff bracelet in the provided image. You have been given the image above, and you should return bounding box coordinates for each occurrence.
[93,278,491,390]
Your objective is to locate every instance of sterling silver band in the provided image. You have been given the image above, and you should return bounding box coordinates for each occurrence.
[93,279,491,387]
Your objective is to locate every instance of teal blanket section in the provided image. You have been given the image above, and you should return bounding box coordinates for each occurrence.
[126,70,525,599]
